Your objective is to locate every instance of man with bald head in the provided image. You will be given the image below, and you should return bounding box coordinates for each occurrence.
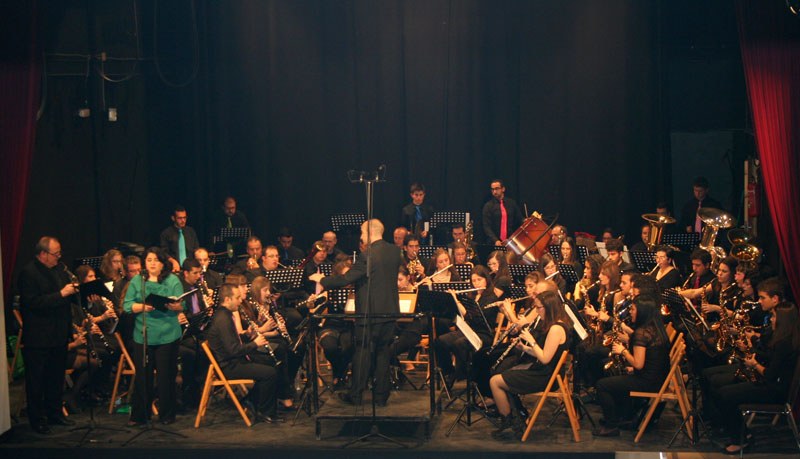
[18,236,78,433]
[322,231,345,263]
[309,219,403,406]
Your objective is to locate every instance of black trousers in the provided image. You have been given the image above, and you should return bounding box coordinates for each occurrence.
[712,381,785,444]
[23,346,67,426]
[436,330,489,379]
[350,321,396,401]
[249,338,291,400]
[223,360,278,416]
[131,339,179,422]
[700,363,738,419]
[319,324,354,381]
[595,374,658,426]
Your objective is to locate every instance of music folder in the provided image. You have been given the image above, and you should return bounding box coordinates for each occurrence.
[79,279,114,303]
[145,288,198,312]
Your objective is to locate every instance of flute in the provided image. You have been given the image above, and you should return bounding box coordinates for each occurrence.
[449,287,485,294]
[413,264,454,288]
[483,294,534,309]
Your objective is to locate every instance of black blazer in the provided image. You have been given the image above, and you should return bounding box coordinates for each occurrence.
[401,203,434,234]
[159,225,200,262]
[321,239,403,323]
[17,259,74,348]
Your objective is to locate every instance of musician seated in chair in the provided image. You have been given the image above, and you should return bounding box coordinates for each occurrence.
[73,266,117,396]
[605,238,637,274]
[437,266,498,389]
[592,294,670,437]
[230,236,267,282]
[487,251,512,300]
[419,248,460,286]
[177,258,212,410]
[708,301,800,454]
[318,261,355,389]
[206,285,283,423]
[489,290,573,440]
[403,234,427,282]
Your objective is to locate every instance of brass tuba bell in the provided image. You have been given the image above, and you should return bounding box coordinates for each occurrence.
[697,208,736,272]
[642,213,676,251]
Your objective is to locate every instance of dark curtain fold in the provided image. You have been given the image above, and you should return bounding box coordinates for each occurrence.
[736,1,800,301]
[1,2,40,300]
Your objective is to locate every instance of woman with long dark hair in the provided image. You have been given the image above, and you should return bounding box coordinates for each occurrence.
[487,251,512,299]
[122,247,184,425]
[592,294,670,436]
[490,290,572,439]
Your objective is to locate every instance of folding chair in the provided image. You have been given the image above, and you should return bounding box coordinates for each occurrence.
[738,357,800,458]
[630,333,691,442]
[195,341,255,428]
[521,350,580,442]
[109,332,136,414]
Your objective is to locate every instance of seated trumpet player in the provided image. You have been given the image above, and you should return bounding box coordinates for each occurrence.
[489,290,573,440]
[708,303,800,454]
[230,236,267,282]
[593,294,670,437]
[437,266,498,389]
[403,234,426,283]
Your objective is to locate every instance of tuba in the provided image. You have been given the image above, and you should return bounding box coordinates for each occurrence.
[642,213,676,251]
[697,208,736,272]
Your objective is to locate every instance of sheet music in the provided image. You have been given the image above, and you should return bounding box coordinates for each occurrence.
[563,302,588,341]
[104,281,114,293]
[399,298,414,314]
[455,315,483,351]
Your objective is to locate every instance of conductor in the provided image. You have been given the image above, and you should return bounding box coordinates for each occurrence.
[309,219,403,406]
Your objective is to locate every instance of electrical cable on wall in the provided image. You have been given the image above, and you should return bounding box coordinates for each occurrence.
[153,0,199,88]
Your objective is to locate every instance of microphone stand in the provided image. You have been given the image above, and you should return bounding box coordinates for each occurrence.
[63,266,126,445]
[123,269,186,446]
[341,166,405,448]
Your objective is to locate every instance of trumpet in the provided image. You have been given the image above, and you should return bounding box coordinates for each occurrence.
[483,295,534,309]
[407,258,422,281]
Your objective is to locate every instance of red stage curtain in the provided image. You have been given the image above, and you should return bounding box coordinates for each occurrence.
[0,2,40,299]
[736,1,800,302]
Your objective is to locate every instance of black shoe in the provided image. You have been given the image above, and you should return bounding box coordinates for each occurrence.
[160,416,176,425]
[338,392,360,406]
[241,399,258,420]
[375,394,390,407]
[592,427,620,437]
[260,413,285,424]
[48,414,76,426]
[32,423,51,434]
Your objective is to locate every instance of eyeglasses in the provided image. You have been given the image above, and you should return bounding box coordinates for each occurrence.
[47,251,62,257]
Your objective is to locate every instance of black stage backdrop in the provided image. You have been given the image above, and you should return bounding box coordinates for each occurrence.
[15,0,668,278]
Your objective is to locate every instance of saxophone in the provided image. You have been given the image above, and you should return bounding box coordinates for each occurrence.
[732,335,762,383]
[603,300,628,376]
[464,221,475,261]
[407,257,422,282]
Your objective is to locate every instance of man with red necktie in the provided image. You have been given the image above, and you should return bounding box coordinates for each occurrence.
[482,179,523,247]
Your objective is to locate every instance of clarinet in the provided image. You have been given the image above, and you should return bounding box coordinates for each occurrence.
[252,298,295,350]
[62,263,112,355]
[239,308,281,365]
[486,304,537,355]
[492,316,541,371]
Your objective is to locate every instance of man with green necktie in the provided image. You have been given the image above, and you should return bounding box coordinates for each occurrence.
[160,205,200,272]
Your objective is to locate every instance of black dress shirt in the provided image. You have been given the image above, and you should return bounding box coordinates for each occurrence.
[482,196,523,244]
[160,225,200,262]
[205,308,257,368]
[279,245,306,264]
[17,259,74,348]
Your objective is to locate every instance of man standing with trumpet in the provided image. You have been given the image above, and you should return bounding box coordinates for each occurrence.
[17,236,77,433]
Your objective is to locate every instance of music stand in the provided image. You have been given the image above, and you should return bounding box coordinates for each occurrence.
[263,267,304,292]
[629,251,657,273]
[508,264,539,285]
[548,244,561,260]
[557,264,580,285]
[430,211,469,229]
[430,282,471,293]
[662,233,700,251]
[418,245,447,260]
[576,245,589,264]
[207,254,226,271]
[454,264,474,281]
[415,289,459,408]
[329,213,365,233]
[75,256,103,270]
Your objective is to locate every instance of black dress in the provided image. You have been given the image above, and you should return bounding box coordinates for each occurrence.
[502,322,572,394]
[654,267,682,290]
[594,323,669,426]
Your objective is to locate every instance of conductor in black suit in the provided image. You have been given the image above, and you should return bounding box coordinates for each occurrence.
[309,219,403,406]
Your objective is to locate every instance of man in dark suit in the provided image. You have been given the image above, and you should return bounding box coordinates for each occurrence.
[309,219,403,406]
[679,176,724,233]
[277,227,305,264]
[400,183,434,241]
[482,179,523,246]
[17,236,77,433]
[159,205,199,272]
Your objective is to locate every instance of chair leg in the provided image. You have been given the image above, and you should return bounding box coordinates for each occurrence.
[521,394,548,442]
[224,382,252,427]
[634,400,659,443]
[740,412,747,459]
[195,368,214,428]
[787,411,800,453]
[558,376,580,442]
[109,356,125,414]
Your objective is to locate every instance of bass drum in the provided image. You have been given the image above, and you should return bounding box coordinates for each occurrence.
[504,214,554,266]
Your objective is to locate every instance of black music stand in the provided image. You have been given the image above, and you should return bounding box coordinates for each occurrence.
[415,289,459,410]
[218,227,250,260]
[263,267,304,292]
[329,213,365,232]
[430,211,470,246]
[443,295,498,435]
[507,285,527,299]
[508,264,539,285]
[662,233,700,251]
[576,245,589,264]
[293,308,322,425]
[548,244,561,260]
[75,256,103,270]
[630,251,657,273]
[207,254,226,271]
[557,264,580,285]
[667,316,713,447]
[417,245,447,260]
[454,263,474,281]
[430,281,472,293]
